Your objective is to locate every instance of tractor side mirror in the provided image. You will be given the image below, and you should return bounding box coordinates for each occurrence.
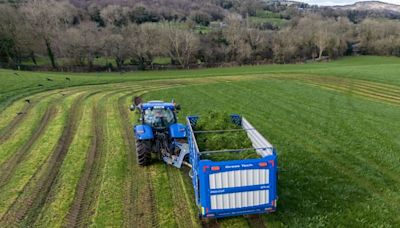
[130,105,136,111]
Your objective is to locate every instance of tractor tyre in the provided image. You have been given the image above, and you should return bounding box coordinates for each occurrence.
[136,140,152,166]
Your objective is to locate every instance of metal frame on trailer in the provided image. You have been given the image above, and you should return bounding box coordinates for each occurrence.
[186,115,278,218]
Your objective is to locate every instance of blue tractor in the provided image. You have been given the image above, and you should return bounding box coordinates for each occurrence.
[130,97,189,167]
[131,97,278,219]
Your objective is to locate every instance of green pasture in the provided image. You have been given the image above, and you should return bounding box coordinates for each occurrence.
[0,56,400,227]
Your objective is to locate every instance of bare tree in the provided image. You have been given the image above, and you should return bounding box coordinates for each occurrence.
[103,27,131,70]
[244,18,269,60]
[21,0,76,68]
[223,14,251,63]
[123,23,161,69]
[272,28,297,63]
[291,14,352,60]
[100,5,130,27]
[160,23,200,68]
[0,5,30,66]
[61,21,104,67]
[314,23,330,59]
[358,19,400,55]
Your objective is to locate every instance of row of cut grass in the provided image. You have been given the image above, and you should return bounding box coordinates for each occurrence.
[0,97,51,165]
[90,91,133,227]
[149,164,178,227]
[33,91,101,227]
[0,93,81,219]
[0,89,79,165]
[33,84,148,227]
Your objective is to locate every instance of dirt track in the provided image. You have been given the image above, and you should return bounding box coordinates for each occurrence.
[119,92,157,228]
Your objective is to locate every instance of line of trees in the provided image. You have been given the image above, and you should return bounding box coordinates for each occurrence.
[0,0,400,71]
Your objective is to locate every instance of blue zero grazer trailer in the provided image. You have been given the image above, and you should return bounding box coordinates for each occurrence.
[186,115,278,218]
[131,99,278,219]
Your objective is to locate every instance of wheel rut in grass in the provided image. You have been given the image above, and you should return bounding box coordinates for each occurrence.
[116,84,187,227]
[0,92,89,226]
[63,103,104,228]
[0,103,32,143]
[201,219,220,228]
[166,166,199,228]
[118,92,157,228]
[0,106,56,188]
[0,90,61,144]
[246,215,266,228]
[63,89,133,227]
[62,88,141,227]
[0,89,91,190]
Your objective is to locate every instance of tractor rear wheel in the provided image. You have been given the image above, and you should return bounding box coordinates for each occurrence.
[136,140,152,166]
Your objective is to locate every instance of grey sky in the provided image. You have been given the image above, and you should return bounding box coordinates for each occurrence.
[299,0,400,6]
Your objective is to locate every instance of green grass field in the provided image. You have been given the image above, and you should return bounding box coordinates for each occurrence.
[250,10,288,27]
[0,56,400,227]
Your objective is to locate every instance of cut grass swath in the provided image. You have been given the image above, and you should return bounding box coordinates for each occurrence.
[91,90,140,227]
[0,93,80,222]
[34,91,104,227]
[0,94,56,165]
[0,91,97,226]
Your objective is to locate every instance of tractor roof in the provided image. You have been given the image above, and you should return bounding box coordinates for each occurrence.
[142,101,175,110]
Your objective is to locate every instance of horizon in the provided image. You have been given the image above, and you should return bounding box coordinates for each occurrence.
[298,0,400,6]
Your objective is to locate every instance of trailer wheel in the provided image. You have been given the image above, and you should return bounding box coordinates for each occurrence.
[136,140,152,166]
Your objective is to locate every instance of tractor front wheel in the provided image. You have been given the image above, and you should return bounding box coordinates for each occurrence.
[136,140,152,166]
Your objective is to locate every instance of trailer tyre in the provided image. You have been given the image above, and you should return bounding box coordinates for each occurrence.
[136,140,152,166]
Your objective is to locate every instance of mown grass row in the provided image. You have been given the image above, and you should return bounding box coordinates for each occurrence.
[36,83,190,227]
[0,89,76,165]
[0,96,51,165]
[0,92,81,221]
[33,85,152,227]
[34,91,107,227]
[0,77,241,227]
[0,84,132,225]
[91,89,136,227]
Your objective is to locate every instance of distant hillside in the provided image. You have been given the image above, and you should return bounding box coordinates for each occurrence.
[333,1,400,13]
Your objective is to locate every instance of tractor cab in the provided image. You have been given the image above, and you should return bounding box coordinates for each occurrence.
[141,101,177,130]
